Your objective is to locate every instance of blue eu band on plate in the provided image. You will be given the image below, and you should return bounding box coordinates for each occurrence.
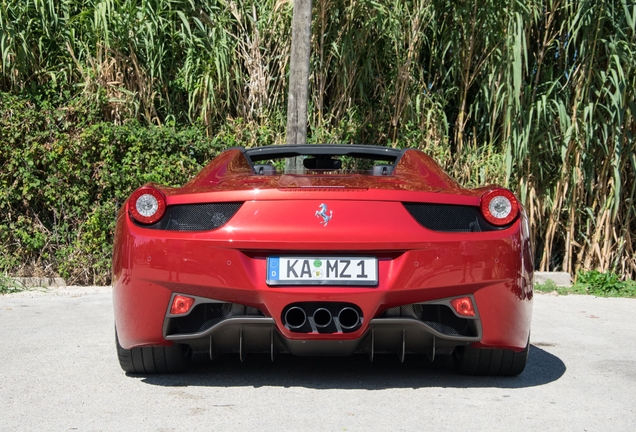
[267,256,378,286]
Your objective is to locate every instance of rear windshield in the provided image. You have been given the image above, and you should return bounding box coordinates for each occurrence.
[252,156,395,176]
[245,145,402,176]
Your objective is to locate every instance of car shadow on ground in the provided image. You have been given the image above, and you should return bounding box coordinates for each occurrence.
[140,345,565,389]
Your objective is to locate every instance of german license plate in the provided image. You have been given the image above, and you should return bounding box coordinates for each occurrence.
[266,256,378,286]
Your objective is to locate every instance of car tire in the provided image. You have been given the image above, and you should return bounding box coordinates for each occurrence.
[453,340,529,376]
[115,329,191,374]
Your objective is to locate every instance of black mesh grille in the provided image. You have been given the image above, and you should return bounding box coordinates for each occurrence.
[166,303,266,336]
[403,203,503,232]
[423,321,461,336]
[134,202,242,231]
[378,304,477,337]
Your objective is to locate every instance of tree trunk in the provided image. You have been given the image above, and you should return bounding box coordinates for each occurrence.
[285,0,312,174]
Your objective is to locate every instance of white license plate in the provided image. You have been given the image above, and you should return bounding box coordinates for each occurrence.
[266,256,378,286]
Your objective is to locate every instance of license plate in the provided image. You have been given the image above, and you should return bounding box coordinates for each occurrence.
[266,256,378,286]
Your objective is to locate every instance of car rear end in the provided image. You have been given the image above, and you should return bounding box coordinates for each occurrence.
[112,146,533,373]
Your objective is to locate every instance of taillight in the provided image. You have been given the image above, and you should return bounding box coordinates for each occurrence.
[480,189,519,226]
[129,187,166,224]
[170,295,195,315]
[450,297,476,317]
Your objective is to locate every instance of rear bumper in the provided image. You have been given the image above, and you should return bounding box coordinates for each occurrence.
[161,295,482,359]
[113,208,533,354]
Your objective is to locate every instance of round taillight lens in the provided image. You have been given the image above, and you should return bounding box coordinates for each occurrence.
[480,189,519,226]
[129,187,166,224]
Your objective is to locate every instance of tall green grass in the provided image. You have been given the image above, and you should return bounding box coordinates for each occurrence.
[1,0,635,280]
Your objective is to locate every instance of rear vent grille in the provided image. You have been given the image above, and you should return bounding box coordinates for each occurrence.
[403,203,502,232]
[166,303,265,336]
[134,203,242,231]
[379,304,477,337]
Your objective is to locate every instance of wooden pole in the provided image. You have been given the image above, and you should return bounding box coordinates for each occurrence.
[285,0,312,174]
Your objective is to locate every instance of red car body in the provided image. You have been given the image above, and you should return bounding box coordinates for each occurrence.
[113,145,533,375]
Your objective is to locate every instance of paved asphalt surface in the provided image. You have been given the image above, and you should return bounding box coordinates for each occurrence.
[1,287,635,431]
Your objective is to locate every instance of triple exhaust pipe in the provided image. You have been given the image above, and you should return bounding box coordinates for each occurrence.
[283,304,362,333]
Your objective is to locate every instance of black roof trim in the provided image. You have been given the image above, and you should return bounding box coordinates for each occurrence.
[243,144,404,162]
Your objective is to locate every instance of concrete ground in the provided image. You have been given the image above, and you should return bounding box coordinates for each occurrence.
[0,287,634,431]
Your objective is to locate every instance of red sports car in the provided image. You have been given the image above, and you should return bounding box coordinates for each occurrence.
[113,144,533,376]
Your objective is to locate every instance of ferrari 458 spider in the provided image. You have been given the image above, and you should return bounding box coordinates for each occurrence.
[113,144,533,376]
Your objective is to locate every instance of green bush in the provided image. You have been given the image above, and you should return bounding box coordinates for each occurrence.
[534,271,636,298]
[576,271,636,298]
[0,92,228,284]
[0,273,26,294]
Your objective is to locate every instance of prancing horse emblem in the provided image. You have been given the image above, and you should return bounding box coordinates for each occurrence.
[315,203,333,227]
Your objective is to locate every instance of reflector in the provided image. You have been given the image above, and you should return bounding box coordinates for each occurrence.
[170,295,195,315]
[450,297,476,317]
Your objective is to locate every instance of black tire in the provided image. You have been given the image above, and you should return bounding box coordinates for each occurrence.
[453,340,529,376]
[115,328,191,374]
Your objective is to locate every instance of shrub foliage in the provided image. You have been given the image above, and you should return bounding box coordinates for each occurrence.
[0,92,226,284]
[534,270,636,298]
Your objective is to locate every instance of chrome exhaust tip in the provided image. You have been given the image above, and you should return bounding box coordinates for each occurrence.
[338,307,361,330]
[284,306,307,329]
[313,308,333,328]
